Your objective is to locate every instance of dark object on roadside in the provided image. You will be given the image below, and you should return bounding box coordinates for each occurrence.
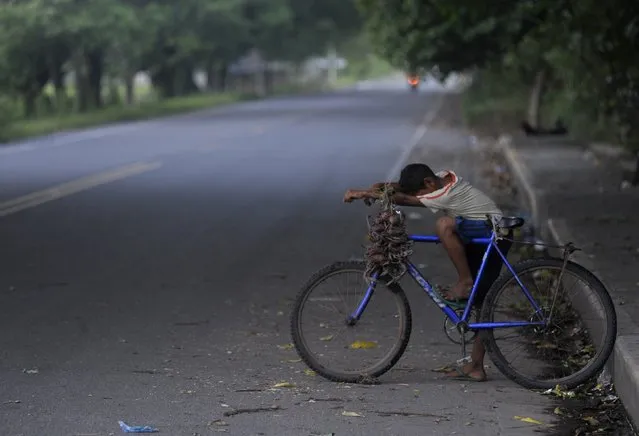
[520,119,568,136]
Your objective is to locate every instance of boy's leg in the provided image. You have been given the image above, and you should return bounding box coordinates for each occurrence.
[443,337,487,381]
[434,216,474,299]
[443,235,513,381]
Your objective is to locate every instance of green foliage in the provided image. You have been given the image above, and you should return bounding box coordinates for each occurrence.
[0,1,363,101]
[0,0,369,139]
[358,0,639,151]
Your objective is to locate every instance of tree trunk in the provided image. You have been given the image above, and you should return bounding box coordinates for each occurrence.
[86,49,104,109]
[23,92,37,118]
[151,66,176,99]
[70,52,88,112]
[205,60,215,91]
[218,63,228,92]
[125,73,135,105]
[527,70,546,128]
[50,65,66,114]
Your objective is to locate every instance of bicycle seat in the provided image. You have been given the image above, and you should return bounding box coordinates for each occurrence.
[498,216,525,229]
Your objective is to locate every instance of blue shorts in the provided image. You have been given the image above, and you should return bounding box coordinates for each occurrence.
[454,217,493,244]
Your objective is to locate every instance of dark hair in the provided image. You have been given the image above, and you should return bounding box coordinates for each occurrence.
[398,163,437,194]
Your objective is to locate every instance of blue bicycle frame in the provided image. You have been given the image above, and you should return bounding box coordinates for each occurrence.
[349,230,547,330]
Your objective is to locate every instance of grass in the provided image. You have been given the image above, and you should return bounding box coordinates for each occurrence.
[4,92,248,142]
[1,80,338,143]
[1,61,396,144]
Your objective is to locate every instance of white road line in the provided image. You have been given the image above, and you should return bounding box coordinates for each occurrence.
[0,161,162,217]
[386,94,445,180]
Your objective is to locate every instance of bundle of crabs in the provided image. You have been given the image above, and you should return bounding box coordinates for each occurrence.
[364,193,413,284]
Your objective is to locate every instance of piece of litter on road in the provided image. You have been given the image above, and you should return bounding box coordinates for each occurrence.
[341,411,363,417]
[514,416,543,425]
[349,340,377,349]
[272,382,295,388]
[374,410,447,419]
[118,421,159,433]
[304,369,316,376]
[223,405,281,417]
[208,420,228,427]
[319,335,334,341]
[2,400,21,404]
[22,368,39,374]
[553,407,563,415]
[285,359,302,363]
[277,343,294,350]
[220,403,230,408]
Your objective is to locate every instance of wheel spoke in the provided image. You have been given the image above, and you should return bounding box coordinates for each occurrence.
[290,262,412,383]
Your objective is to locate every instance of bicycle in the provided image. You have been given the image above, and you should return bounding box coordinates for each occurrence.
[290,199,617,390]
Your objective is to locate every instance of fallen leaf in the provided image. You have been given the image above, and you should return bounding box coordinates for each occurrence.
[304,369,316,376]
[349,341,377,349]
[277,343,294,350]
[582,416,599,426]
[342,411,364,417]
[272,382,296,388]
[514,416,544,425]
[208,420,229,427]
[285,359,302,363]
[553,407,563,416]
[320,335,334,341]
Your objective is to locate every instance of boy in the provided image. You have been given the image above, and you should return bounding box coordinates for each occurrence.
[343,163,512,382]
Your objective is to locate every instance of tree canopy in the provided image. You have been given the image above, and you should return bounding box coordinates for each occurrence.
[0,0,363,118]
[357,0,639,151]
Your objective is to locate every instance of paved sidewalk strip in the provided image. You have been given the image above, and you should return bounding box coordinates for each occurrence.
[497,134,639,429]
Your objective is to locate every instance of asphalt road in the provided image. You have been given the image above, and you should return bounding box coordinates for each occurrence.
[1,78,561,435]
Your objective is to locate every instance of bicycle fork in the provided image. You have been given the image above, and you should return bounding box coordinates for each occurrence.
[346,273,378,326]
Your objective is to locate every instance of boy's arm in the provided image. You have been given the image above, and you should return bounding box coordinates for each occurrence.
[344,188,424,207]
[370,181,402,191]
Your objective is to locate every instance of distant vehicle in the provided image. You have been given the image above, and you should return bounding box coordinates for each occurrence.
[406,74,420,91]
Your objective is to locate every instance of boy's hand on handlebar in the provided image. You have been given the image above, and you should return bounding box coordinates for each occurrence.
[343,189,363,203]
[343,189,379,203]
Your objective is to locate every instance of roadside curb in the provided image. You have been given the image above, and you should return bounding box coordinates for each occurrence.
[498,134,639,428]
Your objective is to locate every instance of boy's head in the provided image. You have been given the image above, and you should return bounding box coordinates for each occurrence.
[398,163,440,195]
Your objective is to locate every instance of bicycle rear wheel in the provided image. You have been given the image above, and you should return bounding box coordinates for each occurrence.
[480,258,617,390]
[290,261,412,383]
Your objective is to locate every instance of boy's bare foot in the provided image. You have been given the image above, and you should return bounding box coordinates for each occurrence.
[442,363,487,382]
[441,278,474,301]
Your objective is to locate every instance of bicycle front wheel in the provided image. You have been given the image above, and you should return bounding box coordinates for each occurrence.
[290,261,412,383]
[481,258,617,390]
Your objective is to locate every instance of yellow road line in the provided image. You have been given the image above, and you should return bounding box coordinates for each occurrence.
[0,161,162,217]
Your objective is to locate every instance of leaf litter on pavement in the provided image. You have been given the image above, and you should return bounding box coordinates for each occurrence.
[478,136,636,436]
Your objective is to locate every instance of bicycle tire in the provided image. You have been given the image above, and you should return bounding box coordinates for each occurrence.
[480,257,617,390]
[290,261,412,383]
